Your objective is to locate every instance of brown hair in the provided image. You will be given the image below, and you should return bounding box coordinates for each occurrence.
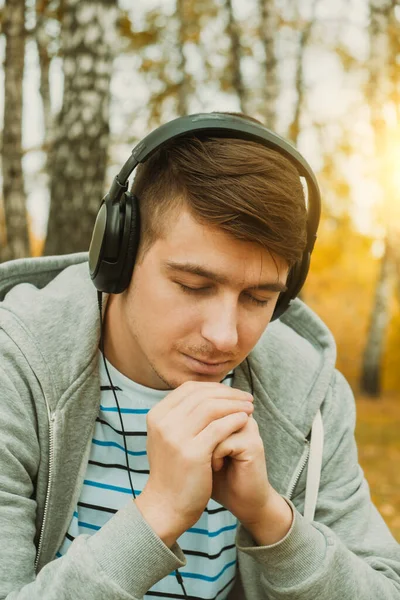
[130,112,307,269]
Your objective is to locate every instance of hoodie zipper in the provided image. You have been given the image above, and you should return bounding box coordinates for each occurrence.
[34,410,56,572]
[287,440,310,500]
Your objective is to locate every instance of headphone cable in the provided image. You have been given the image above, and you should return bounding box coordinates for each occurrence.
[97,291,188,598]
[98,291,136,500]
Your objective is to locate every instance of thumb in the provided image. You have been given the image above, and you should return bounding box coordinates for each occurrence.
[212,455,225,471]
[197,411,249,455]
[212,435,236,471]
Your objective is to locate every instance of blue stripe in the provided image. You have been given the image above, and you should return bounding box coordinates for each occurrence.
[71,510,236,540]
[72,512,101,531]
[100,404,149,414]
[92,439,147,456]
[83,479,141,495]
[187,523,237,537]
[170,560,236,582]
[78,520,101,531]
[56,551,62,558]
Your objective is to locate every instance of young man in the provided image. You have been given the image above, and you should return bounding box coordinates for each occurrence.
[0,113,399,600]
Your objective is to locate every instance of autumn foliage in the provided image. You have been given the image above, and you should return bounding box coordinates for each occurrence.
[304,216,400,393]
[355,393,400,542]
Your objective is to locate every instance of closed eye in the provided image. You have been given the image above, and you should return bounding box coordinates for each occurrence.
[176,283,270,307]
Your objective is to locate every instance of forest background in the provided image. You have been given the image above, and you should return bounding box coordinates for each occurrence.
[0,0,399,539]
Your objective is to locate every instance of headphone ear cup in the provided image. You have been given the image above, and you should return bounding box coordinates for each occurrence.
[89,197,124,293]
[114,193,140,293]
[89,201,108,281]
[271,251,310,321]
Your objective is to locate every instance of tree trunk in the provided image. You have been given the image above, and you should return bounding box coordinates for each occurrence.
[359,0,394,397]
[225,0,246,112]
[361,241,393,396]
[0,0,30,263]
[258,0,278,130]
[286,1,318,302]
[176,0,189,116]
[287,0,318,145]
[44,0,118,256]
[36,0,53,153]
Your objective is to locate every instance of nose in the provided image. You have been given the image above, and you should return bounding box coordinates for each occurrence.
[200,298,238,353]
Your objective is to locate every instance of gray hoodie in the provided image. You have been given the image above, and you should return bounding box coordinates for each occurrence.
[0,253,399,600]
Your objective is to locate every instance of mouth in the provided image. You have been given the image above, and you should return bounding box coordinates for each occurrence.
[181,353,230,375]
[193,358,228,365]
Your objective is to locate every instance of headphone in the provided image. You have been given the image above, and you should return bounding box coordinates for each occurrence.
[89,112,321,321]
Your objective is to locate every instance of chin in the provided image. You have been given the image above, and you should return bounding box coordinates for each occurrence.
[158,370,221,390]
[152,353,234,389]
[175,369,231,388]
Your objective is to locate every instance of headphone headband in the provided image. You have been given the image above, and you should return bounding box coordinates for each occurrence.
[89,112,321,320]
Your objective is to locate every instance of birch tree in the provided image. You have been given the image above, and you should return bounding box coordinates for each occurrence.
[35,0,55,156]
[44,0,118,256]
[225,0,246,112]
[360,0,397,397]
[176,0,189,116]
[0,0,30,262]
[258,0,279,130]
[287,0,319,145]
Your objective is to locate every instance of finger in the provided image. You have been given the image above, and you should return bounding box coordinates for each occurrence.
[190,398,254,436]
[162,397,254,440]
[213,418,260,462]
[195,411,250,456]
[212,455,225,472]
[184,387,253,419]
[153,381,253,421]
[150,381,216,420]
[213,433,243,463]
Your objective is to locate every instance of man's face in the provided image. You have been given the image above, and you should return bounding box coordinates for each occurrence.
[106,207,289,390]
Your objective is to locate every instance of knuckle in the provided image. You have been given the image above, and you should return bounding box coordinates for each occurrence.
[181,379,197,389]
[180,380,200,395]
[160,425,182,451]
[146,410,154,427]
[207,416,226,434]
[147,412,165,436]
[199,399,224,419]
[165,436,180,454]
[180,447,196,466]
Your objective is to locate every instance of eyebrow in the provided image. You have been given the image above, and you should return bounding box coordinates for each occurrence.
[164,261,288,293]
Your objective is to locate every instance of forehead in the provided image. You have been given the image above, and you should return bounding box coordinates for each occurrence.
[154,208,289,287]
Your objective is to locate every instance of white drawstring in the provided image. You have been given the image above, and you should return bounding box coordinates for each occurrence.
[304,409,324,521]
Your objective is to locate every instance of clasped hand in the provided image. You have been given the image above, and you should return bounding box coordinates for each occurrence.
[139,381,273,540]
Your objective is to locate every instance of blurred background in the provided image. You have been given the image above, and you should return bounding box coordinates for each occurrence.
[0,0,399,539]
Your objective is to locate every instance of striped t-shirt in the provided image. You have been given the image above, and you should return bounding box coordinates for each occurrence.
[56,351,238,599]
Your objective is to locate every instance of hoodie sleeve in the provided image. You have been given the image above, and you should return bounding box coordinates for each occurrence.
[0,358,185,600]
[234,369,400,599]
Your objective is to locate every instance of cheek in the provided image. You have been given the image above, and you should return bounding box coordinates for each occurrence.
[135,278,201,333]
[239,309,273,350]
[165,299,203,336]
